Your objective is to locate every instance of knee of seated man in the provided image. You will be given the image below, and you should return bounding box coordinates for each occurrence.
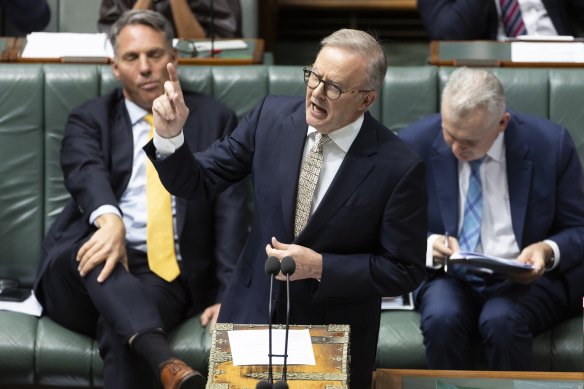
[420,304,471,336]
[478,305,528,341]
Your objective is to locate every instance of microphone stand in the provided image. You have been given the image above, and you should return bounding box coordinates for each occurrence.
[275,256,296,389]
[257,257,280,389]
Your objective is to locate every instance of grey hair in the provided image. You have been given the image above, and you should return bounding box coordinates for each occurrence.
[320,29,387,91]
[441,67,506,124]
[109,10,174,55]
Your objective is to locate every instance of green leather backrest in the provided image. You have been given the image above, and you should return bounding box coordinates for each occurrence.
[2,64,584,287]
[0,65,44,285]
[549,70,584,164]
[382,66,439,132]
[44,65,101,233]
[58,0,101,33]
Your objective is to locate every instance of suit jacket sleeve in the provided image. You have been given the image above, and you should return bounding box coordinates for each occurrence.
[417,0,495,40]
[208,113,249,303]
[60,102,122,219]
[542,127,584,272]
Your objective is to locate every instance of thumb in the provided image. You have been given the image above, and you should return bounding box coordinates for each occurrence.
[271,236,290,250]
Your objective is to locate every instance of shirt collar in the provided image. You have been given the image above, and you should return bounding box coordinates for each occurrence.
[486,132,505,162]
[124,99,150,126]
[306,113,364,153]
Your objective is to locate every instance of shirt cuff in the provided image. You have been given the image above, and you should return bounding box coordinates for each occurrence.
[426,234,443,269]
[542,239,560,271]
[153,130,185,158]
[89,205,122,226]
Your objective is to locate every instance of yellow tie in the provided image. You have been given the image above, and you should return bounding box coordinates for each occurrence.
[144,114,180,282]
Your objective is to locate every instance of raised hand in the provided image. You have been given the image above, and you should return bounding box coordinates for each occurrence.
[152,63,190,138]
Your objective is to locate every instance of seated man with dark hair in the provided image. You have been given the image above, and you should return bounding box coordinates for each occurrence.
[35,9,248,389]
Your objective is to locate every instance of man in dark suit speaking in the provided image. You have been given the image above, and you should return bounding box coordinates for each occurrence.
[34,10,247,389]
[146,28,428,388]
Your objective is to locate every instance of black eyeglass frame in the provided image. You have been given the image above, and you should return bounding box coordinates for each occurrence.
[303,66,374,100]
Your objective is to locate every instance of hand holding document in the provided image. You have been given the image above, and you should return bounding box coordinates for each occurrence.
[449,251,533,275]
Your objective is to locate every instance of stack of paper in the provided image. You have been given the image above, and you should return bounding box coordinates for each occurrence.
[21,32,114,59]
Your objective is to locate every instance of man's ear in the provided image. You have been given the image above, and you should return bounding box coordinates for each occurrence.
[499,112,511,133]
[359,91,377,112]
[111,59,121,81]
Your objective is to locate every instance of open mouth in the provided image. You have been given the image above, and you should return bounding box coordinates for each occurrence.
[311,101,327,117]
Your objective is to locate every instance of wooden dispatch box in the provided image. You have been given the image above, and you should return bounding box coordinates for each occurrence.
[207,323,350,389]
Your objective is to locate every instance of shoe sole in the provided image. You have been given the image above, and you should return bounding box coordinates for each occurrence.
[179,372,206,389]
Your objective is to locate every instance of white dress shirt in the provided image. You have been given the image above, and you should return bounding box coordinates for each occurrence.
[154,114,365,218]
[90,100,179,257]
[495,0,559,40]
[427,132,559,270]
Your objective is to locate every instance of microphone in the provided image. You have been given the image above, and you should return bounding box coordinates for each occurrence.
[256,256,280,389]
[275,256,296,388]
[256,381,273,389]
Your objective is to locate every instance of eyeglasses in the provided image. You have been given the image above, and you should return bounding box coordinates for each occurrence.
[303,67,373,100]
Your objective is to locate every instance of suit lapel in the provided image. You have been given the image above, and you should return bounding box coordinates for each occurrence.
[505,126,531,248]
[279,107,308,239]
[110,96,133,199]
[431,134,460,235]
[174,100,200,238]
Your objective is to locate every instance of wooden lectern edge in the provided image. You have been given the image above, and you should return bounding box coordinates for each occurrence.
[207,323,350,388]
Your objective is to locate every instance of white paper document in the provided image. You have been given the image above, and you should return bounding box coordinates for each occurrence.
[511,42,584,63]
[381,293,414,310]
[228,329,316,366]
[193,39,247,52]
[22,32,114,59]
[0,290,43,317]
[449,251,533,274]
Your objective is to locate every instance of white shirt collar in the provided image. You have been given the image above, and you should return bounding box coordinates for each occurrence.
[306,113,364,153]
[485,132,505,163]
[124,99,149,126]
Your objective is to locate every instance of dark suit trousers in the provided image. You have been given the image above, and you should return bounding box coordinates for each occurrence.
[416,273,568,370]
[39,244,189,389]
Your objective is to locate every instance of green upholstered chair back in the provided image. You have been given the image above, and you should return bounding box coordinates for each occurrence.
[2,64,584,289]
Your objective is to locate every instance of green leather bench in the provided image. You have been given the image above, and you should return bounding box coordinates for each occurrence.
[0,64,582,387]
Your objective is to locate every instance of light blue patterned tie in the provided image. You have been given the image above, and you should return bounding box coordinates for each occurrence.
[459,159,484,252]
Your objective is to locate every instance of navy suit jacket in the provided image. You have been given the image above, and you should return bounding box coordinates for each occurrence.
[36,88,248,314]
[147,95,428,385]
[417,0,584,40]
[399,111,584,310]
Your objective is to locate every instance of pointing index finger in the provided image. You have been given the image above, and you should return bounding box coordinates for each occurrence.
[167,62,179,83]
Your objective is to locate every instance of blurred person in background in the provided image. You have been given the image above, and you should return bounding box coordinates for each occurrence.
[417,0,584,40]
[98,0,241,39]
[0,0,50,34]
